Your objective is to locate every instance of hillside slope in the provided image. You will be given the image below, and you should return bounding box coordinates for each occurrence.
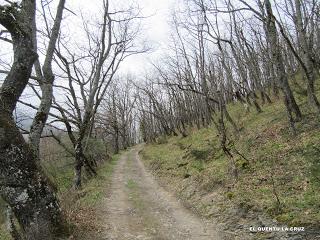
[141,92,320,239]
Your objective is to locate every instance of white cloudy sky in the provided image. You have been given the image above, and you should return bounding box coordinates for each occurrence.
[65,0,176,75]
[120,0,175,74]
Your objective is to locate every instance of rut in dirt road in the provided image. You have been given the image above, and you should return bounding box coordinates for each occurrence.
[103,146,224,240]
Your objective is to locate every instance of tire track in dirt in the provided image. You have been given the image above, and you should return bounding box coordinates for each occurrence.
[103,146,223,240]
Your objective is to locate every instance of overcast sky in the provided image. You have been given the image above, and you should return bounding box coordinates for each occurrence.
[65,0,175,75]
[120,0,175,74]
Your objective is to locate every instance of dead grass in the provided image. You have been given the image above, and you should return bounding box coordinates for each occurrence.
[61,154,119,239]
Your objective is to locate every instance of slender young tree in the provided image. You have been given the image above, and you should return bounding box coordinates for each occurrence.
[29,0,66,157]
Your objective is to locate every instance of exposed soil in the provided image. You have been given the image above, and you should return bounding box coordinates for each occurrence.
[101,146,224,240]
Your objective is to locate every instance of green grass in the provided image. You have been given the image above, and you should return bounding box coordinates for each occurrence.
[0,224,11,240]
[124,159,159,234]
[141,82,320,228]
[126,178,145,210]
[126,179,138,189]
[125,153,145,211]
[58,152,119,239]
[77,154,119,206]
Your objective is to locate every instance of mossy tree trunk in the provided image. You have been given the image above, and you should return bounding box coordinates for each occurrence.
[0,1,66,239]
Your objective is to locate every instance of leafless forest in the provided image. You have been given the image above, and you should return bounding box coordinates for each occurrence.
[0,0,319,239]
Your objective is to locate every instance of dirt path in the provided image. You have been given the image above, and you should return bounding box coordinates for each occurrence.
[102,146,224,240]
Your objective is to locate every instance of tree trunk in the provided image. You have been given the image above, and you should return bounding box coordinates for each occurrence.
[294,0,320,112]
[0,1,66,238]
[265,0,302,126]
[74,142,84,189]
[114,126,120,154]
[29,0,66,157]
[215,103,238,180]
[0,124,65,240]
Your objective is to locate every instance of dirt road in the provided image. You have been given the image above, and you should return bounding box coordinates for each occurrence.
[102,146,223,240]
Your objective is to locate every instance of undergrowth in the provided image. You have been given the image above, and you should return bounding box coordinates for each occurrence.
[141,82,320,229]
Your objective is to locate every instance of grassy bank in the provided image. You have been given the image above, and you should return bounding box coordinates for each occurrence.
[141,90,320,237]
[63,154,119,239]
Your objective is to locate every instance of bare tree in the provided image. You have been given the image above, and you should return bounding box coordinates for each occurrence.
[263,0,302,131]
[97,77,138,153]
[275,0,320,112]
[46,0,147,188]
